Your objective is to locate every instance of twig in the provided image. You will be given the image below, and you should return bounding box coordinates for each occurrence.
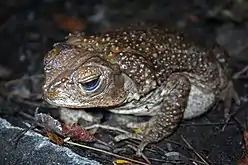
[151,142,209,165]
[233,65,248,80]
[221,106,240,131]
[163,139,193,151]
[232,75,248,80]
[147,157,185,164]
[181,155,208,165]
[19,111,148,164]
[232,117,246,132]
[18,111,51,130]
[85,124,129,134]
[181,136,211,165]
[64,140,149,165]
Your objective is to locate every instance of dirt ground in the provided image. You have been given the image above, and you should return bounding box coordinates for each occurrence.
[0,0,248,165]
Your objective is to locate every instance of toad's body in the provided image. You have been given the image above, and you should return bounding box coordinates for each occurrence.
[43,26,239,153]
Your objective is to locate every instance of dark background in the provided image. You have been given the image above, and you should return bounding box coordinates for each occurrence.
[0,0,248,164]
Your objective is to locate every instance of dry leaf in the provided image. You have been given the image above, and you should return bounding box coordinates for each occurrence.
[53,14,85,32]
[46,131,64,145]
[237,130,248,165]
[35,113,62,135]
[35,113,96,142]
[237,156,248,165]
[62,123,97,142]
[113,159,136,165]
[244,130,248,151]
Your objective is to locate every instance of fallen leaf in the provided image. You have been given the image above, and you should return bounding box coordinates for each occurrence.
[35,112,96,142]
[237,156,248,165]
[237,130,248,165]
[113,159,136,165]
[46,131,64,145]
[53,14,85,32]
[35,113,62,135]
[62,123,97,142]
[244,130,248,151]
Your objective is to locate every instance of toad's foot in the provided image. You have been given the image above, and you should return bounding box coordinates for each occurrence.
[220,81,240,118]
[115,74,191,156]
[114,121,155,156]
[114,133,147,156]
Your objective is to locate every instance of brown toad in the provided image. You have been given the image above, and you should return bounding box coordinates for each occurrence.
[42,25,239,154]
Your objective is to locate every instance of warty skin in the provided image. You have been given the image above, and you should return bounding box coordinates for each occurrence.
[43,25,240,155]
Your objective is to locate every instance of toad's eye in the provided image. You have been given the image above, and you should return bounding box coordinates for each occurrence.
[80,76,101,92]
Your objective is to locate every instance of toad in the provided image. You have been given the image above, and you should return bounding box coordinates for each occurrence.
[42,25,240,155]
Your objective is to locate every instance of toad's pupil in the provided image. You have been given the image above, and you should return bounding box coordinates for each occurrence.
[81,77,100,91]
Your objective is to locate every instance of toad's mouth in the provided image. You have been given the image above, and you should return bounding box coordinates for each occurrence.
[44,97,85,108]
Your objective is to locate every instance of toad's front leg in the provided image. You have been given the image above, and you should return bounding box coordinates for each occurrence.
[115,74,191,155]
